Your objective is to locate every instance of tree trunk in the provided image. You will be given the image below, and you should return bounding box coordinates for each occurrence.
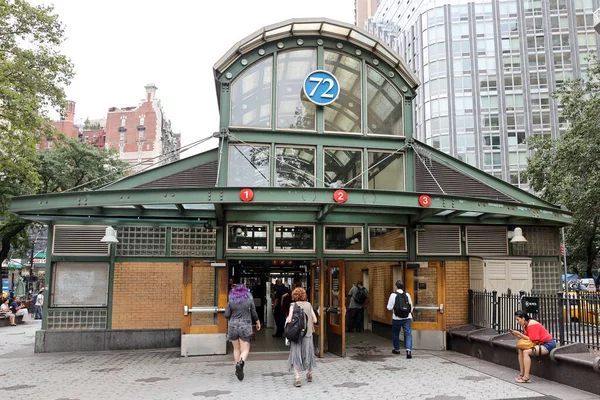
[585,216,599,278]
[0,222,29,267]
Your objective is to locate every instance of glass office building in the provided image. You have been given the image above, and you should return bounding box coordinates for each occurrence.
[368,0,600,189]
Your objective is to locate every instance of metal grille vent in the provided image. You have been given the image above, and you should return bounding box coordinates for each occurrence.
[513,227,560,256]
[47,309,107,330]
[417,225,461,255]
[171,227,217,257]
[466,226,508,255]
[414,157,514,201]
[116,226,167,256]
[52,225,109,256]
[135,160,218,189]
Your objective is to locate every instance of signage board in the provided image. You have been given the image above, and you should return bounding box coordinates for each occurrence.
[521,296,539,315]
[303,70,340,106]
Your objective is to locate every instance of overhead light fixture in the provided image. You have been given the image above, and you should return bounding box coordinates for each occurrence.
[100,227,119,244]
[510,227,527,243]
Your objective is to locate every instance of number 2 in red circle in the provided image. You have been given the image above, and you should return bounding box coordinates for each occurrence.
[333,189,347,203]
[418,194,431,207]
[240,188,254,202]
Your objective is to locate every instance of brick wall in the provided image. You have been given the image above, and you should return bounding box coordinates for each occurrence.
[112,262,182,329]
[445,260,470,329]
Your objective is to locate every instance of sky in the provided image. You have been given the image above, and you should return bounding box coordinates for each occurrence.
[38,0,356,156]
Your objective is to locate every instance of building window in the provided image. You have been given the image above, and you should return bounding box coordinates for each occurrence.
[121,116,126,127]
[324,225,363,253]
[324,148,362,189]
[138,143,143,152]
[274,225,315,252]
[120,132,125,141]
[275,146,316,187]
[367,151,405,190]
[92,135,97,143]
[84,136,89,142]
[230,56,273,128]
[367,67,404,135]
[226,224,269,251]
[228,144,270,186]
[324,51,362,133]
[276,49,316,130]
[139,115,145,126]
[368,226,407,252]
[139,130,144,139]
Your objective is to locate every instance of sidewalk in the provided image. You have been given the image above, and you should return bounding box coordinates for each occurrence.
[0,321,598,400]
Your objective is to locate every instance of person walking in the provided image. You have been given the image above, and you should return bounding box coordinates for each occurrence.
[272,279,290,338]
[224,284,261,381]
[387,280,413,359]
[347,281,368,332]
[34,289,44,320]
[510,310,556,384]
[286,287,317,387]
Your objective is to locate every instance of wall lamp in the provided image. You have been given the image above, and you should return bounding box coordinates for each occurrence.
[100,227,119,244]
[509,227,527,244]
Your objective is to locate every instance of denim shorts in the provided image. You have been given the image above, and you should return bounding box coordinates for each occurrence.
[541,339,556,352]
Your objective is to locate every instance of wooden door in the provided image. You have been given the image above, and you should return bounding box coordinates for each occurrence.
[310,260,325,357]
[326,259,345,357]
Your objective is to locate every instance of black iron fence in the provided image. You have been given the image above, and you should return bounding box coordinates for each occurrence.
[468,289,600,350]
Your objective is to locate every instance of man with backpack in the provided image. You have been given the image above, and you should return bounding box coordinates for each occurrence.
[387,280,413,359]
[347,281,368,333]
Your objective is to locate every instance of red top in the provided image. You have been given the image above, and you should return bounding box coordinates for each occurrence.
[525,322,553,343]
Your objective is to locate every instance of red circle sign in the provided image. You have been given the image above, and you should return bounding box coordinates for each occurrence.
[240,188,254,202]
[418,194,431,207]
[333,189,347,203]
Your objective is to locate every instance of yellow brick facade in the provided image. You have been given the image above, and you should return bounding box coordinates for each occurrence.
[112,262,183,329]
[444,260,470,329]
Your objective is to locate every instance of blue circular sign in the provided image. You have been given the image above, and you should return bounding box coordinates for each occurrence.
[303,70,340,106]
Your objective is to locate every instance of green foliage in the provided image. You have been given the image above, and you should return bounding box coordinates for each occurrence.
[0,0,74,265]
[36,137,129,194]
[525,57,600,277]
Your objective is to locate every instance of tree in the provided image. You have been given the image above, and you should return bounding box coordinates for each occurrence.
[0,0,74,266]
[525,57,600,278]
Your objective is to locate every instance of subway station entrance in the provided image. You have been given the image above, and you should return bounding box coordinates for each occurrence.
[181,258,445,357]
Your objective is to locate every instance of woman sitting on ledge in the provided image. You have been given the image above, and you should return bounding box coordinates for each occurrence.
[510,310,556,384]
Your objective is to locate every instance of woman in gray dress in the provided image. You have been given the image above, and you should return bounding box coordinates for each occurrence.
[286,287,317,387]
[224,284,260,381]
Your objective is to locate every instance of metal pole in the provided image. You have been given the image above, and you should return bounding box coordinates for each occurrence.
[29,242,34,296]
[562,227,570,324]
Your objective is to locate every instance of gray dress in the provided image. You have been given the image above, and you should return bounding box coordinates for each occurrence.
[224,296,259,343]
[287,301,316,372]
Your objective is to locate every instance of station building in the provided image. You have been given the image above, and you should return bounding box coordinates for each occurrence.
[10,18,571,356]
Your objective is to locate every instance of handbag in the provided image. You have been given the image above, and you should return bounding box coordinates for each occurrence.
[516,338,537,350]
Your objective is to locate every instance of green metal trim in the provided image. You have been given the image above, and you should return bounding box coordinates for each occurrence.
[166,227,172,257]
[41,223,53,330]
[11,187,572,225]
[23,208,215,219]
[217,227,225,259]
[18,214,211,226]
[106,241,116,329]
[414,256,470,262]
[271,52,278,131]
[226,129,408,150]
[317,45,324,134]
[49,255,110,263]
[114,257,197,263]
[101,149,219,191]
[316,144,324,189]
[530,256,562,262]
[361,59,368,134]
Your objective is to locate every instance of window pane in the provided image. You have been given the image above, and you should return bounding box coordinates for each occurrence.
[367,67,404,135]
[275,146,316,187]
[324,226,363,251]
[324,51,362,133]
[230,57,273,128]
[274,225,314,251]
[369,227,407,252]
[324,148,362,189]
[368,151,404,190]
[228,145,270,186]
[227,224,268,251]
[277,50,316,130]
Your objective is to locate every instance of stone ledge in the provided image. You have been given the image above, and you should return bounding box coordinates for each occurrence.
[448,324,600,396]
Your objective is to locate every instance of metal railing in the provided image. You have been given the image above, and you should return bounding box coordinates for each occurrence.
[469,289,600,350]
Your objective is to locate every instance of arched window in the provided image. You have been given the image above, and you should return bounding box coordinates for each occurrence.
[367,67,404,136]
[276,49,317,130]
[230,57,273,128]
[324,51,362,133]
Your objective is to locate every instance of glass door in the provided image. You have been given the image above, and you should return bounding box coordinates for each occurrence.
[405,261,445,350]
[326,259,345,357]
[310,260,325,357]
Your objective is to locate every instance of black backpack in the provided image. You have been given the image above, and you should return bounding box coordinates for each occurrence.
[354,287,368,303]
[393,292,411,318]
[284,303,308,343]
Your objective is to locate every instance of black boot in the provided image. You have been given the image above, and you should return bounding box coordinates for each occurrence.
[235,359,245,381]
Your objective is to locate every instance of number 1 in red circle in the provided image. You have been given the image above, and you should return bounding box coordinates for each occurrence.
[240,188,254,202]
[334,189,347,203]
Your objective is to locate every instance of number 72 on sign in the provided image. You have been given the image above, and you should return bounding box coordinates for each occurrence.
[303,70,340,106]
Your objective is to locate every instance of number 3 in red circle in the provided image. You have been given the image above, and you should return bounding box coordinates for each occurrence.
[333,189,347,203]
[418,194,431,207]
